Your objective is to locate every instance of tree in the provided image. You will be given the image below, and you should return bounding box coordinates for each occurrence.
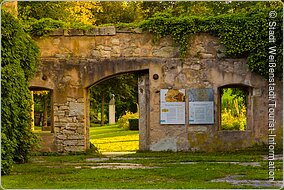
[1,10,39,175]
[90,73,138,126]
[91,1,144,25]
[18,1,99,25]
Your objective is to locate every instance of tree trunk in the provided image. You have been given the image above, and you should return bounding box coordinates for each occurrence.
[43,95,48,127]
[101,94,105,126]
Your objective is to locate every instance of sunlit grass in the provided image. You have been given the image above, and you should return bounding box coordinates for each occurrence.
[2,151,282,189]
[90,124,139,152]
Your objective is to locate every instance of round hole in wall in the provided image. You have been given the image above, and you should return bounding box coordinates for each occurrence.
[42,75,47,81]
[153,74,159,80]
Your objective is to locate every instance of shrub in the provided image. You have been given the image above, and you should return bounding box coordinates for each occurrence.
[29,18,64,36]
[221,106,246,130]
[90,109,108,124]
[221,88,247,131]
[117,111,139,130]
[129,119,139,130]
[1,10,39,175]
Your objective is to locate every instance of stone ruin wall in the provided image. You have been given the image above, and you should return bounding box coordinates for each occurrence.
[30,27,283,152]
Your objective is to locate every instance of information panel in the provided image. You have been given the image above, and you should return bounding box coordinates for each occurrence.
[160,89,185,124]
[188,88,214,124]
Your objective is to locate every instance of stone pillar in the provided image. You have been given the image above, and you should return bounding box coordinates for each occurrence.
[109,94,116,124]
[138,73,150,151]
[53,89,86,153]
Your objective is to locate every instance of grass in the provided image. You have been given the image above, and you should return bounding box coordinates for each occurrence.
[2,124,282,189]
[2,152,282,189]
[90,124,139,152]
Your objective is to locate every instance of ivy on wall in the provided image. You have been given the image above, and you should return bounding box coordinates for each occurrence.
[140,9,283,78]
[1,10,39,175]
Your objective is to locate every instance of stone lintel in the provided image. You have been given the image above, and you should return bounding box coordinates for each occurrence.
[85,26,116,36]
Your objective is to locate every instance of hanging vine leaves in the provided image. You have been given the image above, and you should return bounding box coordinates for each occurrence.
[140,8,283,78]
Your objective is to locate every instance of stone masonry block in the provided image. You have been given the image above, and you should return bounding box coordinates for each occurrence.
[64,29,84,36]
[67,134,84,140]
[49,28,64,36]
[60,106,69,110]
[99,26,115,35]
[69,102,84,116]
[85,28,100,36]
[62,129,76,134]
[85,26,116,36]
[64,140,78,146]
[64,146,85,152]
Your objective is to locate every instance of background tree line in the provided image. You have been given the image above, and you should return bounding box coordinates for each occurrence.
[18,1,281,25]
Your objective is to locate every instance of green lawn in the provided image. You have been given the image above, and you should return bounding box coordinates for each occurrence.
[90,124,139,152]
[2,151,282,189]
[2,124,283,189]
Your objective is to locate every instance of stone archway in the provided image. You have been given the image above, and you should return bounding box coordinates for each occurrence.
[84,70,150,151]
[30,57,154,152]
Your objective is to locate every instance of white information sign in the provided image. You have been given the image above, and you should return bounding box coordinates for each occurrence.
[188,88,214,124]
[189,102,214,124]
[160,89,185,124]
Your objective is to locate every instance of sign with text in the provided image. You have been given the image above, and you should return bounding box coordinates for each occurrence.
[160,89,185,124]
[189,88,214,124]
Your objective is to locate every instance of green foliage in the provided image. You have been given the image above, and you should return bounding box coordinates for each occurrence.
[92,2,143,25]
[128,119,139,131]
[89,73,138,124]
[28,18,64,36]
[1,152,282,188]
[18,2,283,78]
[18,1,98,25]
[1,10,39,175]
[86,142,99,154]
[221,88,247,130]
[1,11,39,81]
[90,110,108,124]
[140,6,283,78]
[117,111,139,130]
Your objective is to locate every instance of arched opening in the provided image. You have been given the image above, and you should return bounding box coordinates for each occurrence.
[86,70,149,153]
[218,84,251,131]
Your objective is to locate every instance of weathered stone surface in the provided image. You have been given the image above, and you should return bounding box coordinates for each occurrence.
[85,28,100,36]
[30,31,282,153]
[69,102,84,116]
[64,29,84,36]
[150,138,177,152]
[153,47,178,58]
[85,26,116,36]
[49,28,64,36]
[188,126,208,132]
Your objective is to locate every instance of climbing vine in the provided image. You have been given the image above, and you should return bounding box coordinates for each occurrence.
[1,10,39,175]
[140,8,283,78]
